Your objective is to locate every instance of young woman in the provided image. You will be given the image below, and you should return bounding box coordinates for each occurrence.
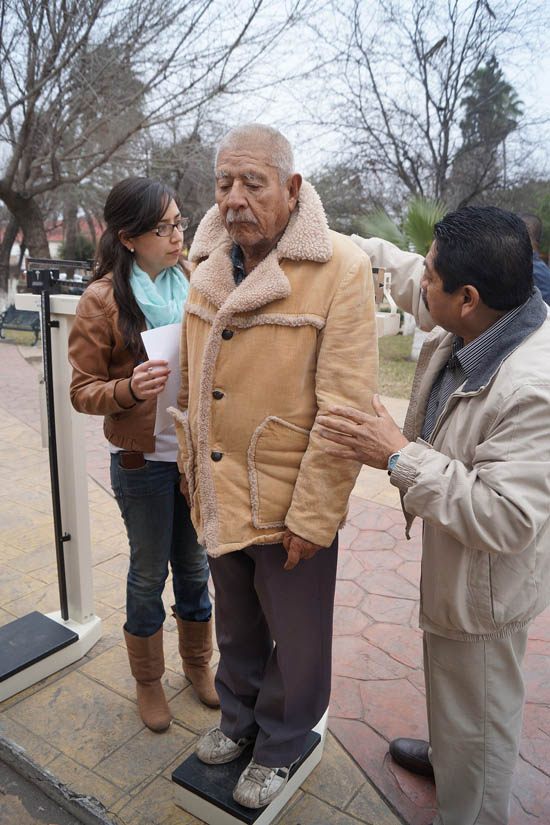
[69,177,218,732]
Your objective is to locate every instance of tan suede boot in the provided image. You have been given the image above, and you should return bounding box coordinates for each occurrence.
[124,627,171,732]
[171,607,220,708]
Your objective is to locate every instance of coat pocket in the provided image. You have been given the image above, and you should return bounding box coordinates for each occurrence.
[168,406,196,506]
[488,551,537,628]
[248,416,310,528]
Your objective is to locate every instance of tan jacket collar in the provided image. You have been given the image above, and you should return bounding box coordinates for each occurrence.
[188,181,332,313]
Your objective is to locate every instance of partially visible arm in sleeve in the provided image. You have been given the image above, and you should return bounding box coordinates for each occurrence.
[285,253,378,546]
[69,288,135,415]
[351,235,435,331]
[391,385,550,555]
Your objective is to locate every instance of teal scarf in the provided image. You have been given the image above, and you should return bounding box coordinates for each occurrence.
[130,262,189,329]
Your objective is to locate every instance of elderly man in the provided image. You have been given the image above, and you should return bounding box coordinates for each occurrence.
[319,206,550,825]
[171,124,377,808]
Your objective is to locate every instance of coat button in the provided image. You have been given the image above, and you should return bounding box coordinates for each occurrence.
[211,451,223,461]
[212,390,224,400]
[221,329,234,340]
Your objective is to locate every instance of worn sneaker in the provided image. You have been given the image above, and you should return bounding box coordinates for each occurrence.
[233,758,297,808]
[195,727,253,765]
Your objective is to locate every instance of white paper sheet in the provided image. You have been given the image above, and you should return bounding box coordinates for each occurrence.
[140,323,181,436]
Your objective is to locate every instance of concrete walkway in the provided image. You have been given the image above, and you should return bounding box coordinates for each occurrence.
[0,340,548,825]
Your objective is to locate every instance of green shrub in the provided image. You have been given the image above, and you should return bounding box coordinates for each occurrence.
[59,234,96,261]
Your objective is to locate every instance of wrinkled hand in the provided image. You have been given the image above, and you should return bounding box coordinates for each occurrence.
[179,473,190,507]
[282,529,324,571]
[317,394,409,469]
[131,359,170,400]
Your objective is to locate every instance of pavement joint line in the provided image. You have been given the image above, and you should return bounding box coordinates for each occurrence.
[324,727,408,825]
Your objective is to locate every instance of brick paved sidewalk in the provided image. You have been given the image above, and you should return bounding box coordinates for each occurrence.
[1,340,548,825]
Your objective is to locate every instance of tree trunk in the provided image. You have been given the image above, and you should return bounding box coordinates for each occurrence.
[63,188,78,258]
[84,209,98,245]
[0,212,19,296]
[17,200,50,257]
[17,240,27,270]
[0,190,50,257]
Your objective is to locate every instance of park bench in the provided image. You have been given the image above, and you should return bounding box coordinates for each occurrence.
[0,303,40,345]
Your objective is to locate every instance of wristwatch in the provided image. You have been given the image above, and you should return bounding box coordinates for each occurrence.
[387,450,402,475]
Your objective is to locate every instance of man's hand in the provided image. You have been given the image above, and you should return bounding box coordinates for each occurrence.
[179,473,190,507]
[282,529,324,571]
[317,394,409,469]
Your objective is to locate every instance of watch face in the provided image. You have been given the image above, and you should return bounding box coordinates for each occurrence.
[388,452,400,471]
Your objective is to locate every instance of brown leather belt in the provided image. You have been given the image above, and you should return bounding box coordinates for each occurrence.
[120,451,146,469]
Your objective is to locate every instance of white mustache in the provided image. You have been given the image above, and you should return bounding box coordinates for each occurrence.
[226,209,259,225]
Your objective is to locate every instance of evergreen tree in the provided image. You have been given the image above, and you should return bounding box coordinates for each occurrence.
[452,56,523,205]
[460,56,523,150]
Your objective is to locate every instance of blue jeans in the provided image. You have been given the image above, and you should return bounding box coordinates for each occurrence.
[110,454,211,637]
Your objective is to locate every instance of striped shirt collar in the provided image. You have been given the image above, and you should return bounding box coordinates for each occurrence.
[422,299,529,441]
[451,300,525,379]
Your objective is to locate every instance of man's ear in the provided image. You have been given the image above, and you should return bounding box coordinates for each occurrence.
[460,285,480,319]
[287,173,302,212]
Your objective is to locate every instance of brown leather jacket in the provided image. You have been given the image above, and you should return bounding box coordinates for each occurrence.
[68,274,157,452]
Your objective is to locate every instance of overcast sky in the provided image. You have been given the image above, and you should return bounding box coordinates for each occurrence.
[217,0,550,178]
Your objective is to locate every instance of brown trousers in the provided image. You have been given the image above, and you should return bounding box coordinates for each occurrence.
[209,537,338,767]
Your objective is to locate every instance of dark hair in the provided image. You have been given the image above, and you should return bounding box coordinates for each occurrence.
[520,213,542,247]
[433,206,533,311]
[92,177,179,358]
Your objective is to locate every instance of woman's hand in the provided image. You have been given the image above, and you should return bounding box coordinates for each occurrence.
[130,360,170,400]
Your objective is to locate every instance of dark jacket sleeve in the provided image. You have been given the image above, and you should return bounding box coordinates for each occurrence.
[533,255,550,304]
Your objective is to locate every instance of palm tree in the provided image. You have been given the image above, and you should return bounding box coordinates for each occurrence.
[357,196,447,256]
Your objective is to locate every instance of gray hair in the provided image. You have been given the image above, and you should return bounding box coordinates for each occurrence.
[215,124,295,184]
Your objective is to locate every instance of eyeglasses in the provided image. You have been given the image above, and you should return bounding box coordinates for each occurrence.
[153,218,190,237]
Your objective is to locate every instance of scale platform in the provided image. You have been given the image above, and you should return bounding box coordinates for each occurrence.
[173,713,327,825]
[0,610,101,701]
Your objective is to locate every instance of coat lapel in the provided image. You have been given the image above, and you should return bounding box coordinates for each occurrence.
[415,332,453,439]
[188,181,331,315]
[189,239,236,309]
[403,329,452,441]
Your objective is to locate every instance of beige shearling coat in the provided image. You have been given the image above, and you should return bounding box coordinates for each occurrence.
[353,235,550,641]
[171,182,378,557]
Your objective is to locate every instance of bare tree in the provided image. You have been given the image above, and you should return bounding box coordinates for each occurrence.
[312,0,542,207]
[0,211,19,295]
[309,160,382,234]
[144,121,220,239]
[0,0,308,294]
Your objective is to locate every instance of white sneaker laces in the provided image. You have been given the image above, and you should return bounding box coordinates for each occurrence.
[210,728,227,747]
[245,762,279,787]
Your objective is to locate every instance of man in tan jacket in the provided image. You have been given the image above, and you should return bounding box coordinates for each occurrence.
[319,206,550,825]
[171,124,377,808]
